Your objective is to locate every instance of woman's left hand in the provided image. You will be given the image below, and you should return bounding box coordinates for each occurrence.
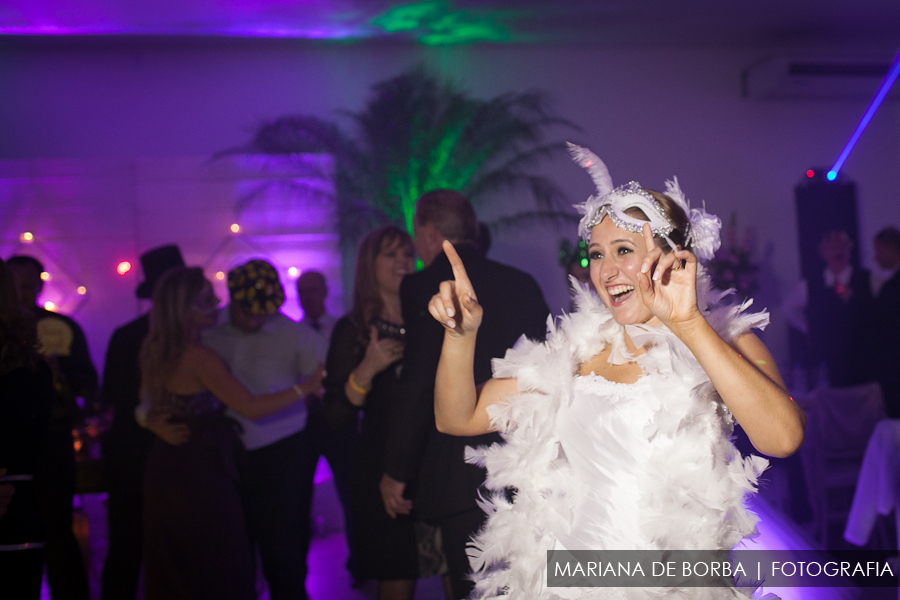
[146,412,191,446]
[636,223,703,331]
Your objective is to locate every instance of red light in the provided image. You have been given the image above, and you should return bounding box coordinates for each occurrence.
[806,170,815,178]
[116,261,132,276]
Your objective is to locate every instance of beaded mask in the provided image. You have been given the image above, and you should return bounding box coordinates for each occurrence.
[569,143,722,261]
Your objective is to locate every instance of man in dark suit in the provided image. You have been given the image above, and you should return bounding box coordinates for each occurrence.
[99,244,184,600]
[805,230,876,387]
[874,227,900,417]
[7,254,99,600]
[382,190,549,600]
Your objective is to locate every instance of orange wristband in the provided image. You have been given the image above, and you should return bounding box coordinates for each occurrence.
[348,371,371,395]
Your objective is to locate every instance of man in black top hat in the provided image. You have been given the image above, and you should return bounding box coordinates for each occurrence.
[100,244,184,600]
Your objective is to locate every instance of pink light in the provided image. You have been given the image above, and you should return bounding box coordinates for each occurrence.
[313,456,332,485]
[806,170,814,178]
[116,261,132,275]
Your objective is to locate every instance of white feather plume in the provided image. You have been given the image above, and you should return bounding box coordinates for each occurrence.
[567,142,613,197]
[663,177,690,213]
[665,177,722,262]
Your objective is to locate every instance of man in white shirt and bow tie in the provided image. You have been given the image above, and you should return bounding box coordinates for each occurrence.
[296,269,361,584]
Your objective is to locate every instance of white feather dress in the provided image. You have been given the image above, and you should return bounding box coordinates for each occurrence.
[464,275,773,600]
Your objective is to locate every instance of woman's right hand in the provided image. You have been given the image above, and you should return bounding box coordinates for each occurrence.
[146,412,191,446]
[361,327,405,375]
[428,240,482,338]
[300,364,327,396]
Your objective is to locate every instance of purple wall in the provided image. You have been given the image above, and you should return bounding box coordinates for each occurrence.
[2,37,899,370]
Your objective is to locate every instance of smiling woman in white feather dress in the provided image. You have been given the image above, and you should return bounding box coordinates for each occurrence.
[425,145,806,600]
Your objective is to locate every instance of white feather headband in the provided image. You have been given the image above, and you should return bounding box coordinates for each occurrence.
[569,143,722,262]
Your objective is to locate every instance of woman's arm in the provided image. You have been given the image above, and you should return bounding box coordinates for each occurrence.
[672,321,805,457]
[343,328,405,407]
[636,225,805,458]
[435,346,517,435]
[323,319,365,410]
[429,241,519,436]
[190,345,323,420]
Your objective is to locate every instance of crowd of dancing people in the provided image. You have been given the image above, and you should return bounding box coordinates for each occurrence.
[3,147,900,599]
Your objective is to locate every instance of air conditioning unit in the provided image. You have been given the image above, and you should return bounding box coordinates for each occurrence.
[742,56,899,100]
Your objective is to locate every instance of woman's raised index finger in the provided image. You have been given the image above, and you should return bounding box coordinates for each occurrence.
[641,223,656,252]
[443,240,473,288]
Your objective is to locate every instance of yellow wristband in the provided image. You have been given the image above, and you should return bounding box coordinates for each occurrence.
[348,371,371,395]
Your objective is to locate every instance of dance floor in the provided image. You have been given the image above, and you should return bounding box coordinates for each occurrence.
[42,457,896,599]
[41,458,448,600]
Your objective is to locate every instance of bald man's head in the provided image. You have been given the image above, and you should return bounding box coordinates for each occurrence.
[297,270,328,321]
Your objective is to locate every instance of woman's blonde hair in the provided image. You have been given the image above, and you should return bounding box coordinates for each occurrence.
[140,266,209,406]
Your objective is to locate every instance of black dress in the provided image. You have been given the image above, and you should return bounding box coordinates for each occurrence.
[142,390,254,600]
[323,316,418,581]
[0,362,53,600]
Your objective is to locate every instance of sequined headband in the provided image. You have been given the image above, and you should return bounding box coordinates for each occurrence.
[569,143,722,261]
[581,181,678,250]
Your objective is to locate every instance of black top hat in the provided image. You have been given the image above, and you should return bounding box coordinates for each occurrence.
[136,245,185,299]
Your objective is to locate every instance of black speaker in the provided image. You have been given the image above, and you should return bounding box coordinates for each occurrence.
[794,171,860,280]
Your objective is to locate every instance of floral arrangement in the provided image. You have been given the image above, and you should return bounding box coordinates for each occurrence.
[706,213,759,299]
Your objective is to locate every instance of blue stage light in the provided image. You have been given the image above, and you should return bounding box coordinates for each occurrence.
[828,49,900,179]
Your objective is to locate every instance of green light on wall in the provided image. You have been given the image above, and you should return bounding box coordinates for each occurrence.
[373,0,446,32]
[225,67,575,254]
[372,0,509,45]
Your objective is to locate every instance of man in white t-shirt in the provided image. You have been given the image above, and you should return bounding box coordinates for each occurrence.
[203,260,321,600]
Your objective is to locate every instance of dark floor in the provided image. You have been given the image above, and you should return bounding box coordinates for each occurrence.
[42,458,448,600]
[40,455,900,600]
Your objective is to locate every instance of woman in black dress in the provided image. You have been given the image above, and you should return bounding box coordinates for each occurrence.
[324,226,424,600]
[139,266,323,600]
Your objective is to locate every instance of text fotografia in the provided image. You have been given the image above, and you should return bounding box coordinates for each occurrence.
[546,550,897,588]
[553,559,891,579]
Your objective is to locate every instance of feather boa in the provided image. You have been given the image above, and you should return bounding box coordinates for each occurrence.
[464,271,773,600]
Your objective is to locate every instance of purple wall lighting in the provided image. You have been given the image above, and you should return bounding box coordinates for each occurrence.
[0,0,513,44]
[6,232,91,315]
[0,0,395,39]
[0,154,342,373]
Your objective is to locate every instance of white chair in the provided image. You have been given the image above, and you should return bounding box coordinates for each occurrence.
[799,382,886,545]
[844,419,900,598]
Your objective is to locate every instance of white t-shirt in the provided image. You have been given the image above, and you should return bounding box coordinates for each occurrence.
[299,313,338,363]
[202,309,320,450]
